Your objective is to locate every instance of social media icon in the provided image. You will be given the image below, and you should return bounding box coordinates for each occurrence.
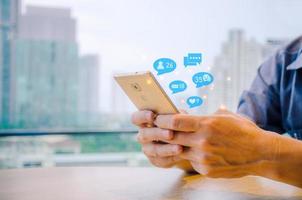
[169,80,187,94]
[192,72,214,88]
[184,53,202,67]
[153,58,177,75]
[187,96,203,108]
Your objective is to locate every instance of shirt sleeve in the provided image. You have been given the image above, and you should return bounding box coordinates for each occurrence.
[237,51,285,134]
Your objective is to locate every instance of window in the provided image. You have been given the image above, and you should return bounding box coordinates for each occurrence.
[0,0,301,168]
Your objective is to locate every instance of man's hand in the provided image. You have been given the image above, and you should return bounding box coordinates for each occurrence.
[132,109,302,187]
[131,110,193,170]
[154,110,274,178]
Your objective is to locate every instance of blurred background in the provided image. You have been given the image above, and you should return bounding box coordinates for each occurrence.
[0,0,301,169]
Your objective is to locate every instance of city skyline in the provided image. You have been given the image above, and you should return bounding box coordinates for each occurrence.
[15,5,80,127]
[2,0,302,123]
[2,0,302,170]
[0,1,102,129]
[22,0,302,112]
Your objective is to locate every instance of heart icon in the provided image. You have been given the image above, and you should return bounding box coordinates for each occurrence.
[189,99,196,104]
[187,96,203,108]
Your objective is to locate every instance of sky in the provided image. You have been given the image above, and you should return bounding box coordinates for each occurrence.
[22,0,302,112]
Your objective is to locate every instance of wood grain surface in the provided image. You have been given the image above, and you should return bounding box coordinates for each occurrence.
[0,167,302,200]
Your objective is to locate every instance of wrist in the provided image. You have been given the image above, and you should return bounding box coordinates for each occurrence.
[259,130,281,161]
[250,130,281,177]
[252,130,302,182]
[246,128,302,187]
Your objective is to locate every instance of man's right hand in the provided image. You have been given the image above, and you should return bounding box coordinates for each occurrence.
[131,110,192,170]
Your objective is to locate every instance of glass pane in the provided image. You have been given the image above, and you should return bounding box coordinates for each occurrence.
[0,0,301,168]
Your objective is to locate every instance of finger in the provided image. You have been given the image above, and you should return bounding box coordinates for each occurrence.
[179,109,188,114]
[149,156,182,168]
[153,131,213,147]
[131,110,156,126]
[180,149,226,165]
[179,149,201,161]
[142,143,183,157]
[154,114,205,132]
[137,128,173,144]
[159,131,199,147]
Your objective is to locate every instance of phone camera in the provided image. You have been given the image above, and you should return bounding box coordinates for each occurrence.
[131,83,142,92]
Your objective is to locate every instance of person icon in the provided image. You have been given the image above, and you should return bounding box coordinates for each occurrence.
[157,61,165,70]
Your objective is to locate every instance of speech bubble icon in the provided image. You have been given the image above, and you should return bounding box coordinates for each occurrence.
[192,72,214,88]
[184,53,202,67]
[169,80,187,94]
[153,58,177,75]
[187,96,203,108]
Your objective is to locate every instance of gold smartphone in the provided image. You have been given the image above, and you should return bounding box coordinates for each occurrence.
[114,71,179,114]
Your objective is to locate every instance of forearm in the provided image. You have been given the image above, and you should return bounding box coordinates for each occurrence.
[255,131,302,188]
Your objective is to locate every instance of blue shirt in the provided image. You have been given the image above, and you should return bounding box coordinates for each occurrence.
[238,36,302,140]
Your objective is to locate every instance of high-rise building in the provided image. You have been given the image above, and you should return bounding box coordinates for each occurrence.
[206,30,287,114]
[14,6,79,128]
[78,55,100,114]
[0,0,20,127]
[77,54,101,127]
[18,6,76,42]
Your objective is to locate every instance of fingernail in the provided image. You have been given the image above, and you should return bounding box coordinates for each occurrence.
[163,130,173,140]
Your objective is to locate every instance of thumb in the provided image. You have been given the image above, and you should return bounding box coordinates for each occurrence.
[179,109,188,114]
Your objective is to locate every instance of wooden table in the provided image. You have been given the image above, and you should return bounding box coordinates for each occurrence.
[0,167,302,200]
